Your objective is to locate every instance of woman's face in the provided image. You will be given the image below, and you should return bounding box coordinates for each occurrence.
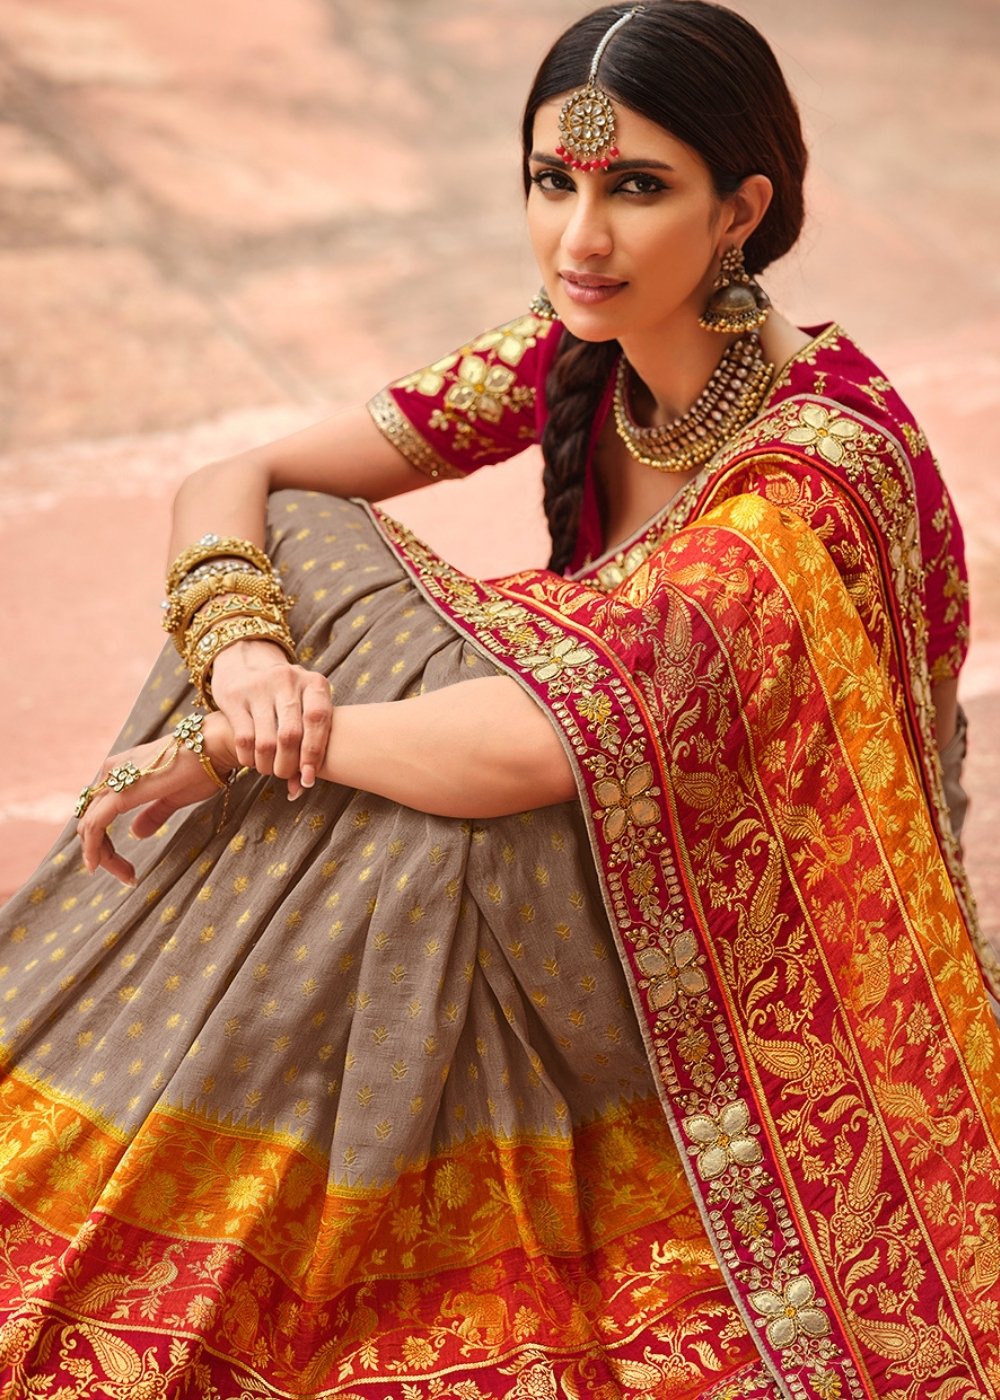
[526,98,730,341]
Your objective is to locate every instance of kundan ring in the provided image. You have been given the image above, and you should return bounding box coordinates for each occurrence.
[106,761,142,792]
[174,712,208,754]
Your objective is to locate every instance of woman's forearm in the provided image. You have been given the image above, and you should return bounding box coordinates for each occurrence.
[165,405,434,787]
[319,677,576,817]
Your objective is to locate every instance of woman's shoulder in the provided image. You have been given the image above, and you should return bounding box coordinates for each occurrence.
[367,309,568,479]
[767,322,887,409]
[764,322,933,465]
[387,310,566,399]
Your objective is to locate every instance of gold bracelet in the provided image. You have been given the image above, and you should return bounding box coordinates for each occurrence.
[166,535,273,596]
[183,594,287,654]
[177,558,265,591]
[173,714,242,829]
[183,600,291,668]
[172,712,228,791]
[187,617,297,708]
[161,562,265,630]
[187,616,296,672]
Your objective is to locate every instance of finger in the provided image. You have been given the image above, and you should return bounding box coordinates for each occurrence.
[95,834,136,888]
[78,792,127,873]
[249,700,279,776]
[79,767,163,854]
[298,680,333,789]
[129,796,188,840]
[227,700,258,771]
[273,698,305,782]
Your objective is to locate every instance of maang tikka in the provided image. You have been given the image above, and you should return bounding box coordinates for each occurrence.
[556,6,645,172]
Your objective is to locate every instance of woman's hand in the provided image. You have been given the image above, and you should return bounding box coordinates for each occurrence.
[76,713,238,887]
[210,639,332,799]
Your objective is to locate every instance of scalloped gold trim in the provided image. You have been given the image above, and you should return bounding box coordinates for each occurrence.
[366,389,463,481]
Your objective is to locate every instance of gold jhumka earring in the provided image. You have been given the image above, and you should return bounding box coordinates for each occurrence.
[529,287,558,320]
[613,246,775,471]
[699,245,771,334]
[556,6,645,172]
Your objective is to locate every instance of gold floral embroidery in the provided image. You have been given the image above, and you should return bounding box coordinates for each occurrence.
[372,314,554,471]
[901,420,928,457]
[635,932,707,1010]
[858,373,892,412]
[682,1101,764,1180]
[443,355,517,423]
[785,404,862,464]
[762,323,843,400]
[749,1276,831,1348]
[464,315,555,369]
[521,636,596,682]
[593,762,660,843]
[926,466,969,680]
[395,352,460,399]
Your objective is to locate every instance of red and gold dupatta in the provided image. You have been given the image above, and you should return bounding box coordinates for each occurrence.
[374,373,1000,1399]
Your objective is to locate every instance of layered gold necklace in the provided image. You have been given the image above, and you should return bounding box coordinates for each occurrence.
[613,334,775,473]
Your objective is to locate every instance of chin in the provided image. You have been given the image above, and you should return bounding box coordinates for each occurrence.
[553,304,625,344]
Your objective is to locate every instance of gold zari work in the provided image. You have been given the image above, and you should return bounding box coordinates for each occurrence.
[0,314,990,1396]
[367,314,554,476]
[0,495,763,1396]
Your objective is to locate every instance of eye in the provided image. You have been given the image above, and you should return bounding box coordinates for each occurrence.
[616,173,668,196]
[529,169,575,195]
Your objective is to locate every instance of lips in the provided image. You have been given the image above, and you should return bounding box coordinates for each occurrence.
[558,270,627,305]
[560,271,626,288]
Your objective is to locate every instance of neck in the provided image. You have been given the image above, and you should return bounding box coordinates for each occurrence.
[617,314,736,425]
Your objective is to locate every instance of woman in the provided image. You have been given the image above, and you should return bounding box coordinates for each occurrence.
[1,3,998,1397]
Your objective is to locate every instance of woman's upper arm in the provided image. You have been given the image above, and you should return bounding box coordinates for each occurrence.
[194,311,561,506]
[263,403,441,501]
[168,404,433,562]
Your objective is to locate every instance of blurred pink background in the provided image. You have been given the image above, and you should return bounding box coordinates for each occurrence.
[1,0,997,941]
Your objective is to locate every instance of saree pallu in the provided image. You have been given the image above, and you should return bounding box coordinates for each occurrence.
[574,377,993,1001]
[0,489,997,1399]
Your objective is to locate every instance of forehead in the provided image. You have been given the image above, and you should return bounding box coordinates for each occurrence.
[531,95,702,169]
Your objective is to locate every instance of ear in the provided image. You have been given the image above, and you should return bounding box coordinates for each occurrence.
[718,173,773,247]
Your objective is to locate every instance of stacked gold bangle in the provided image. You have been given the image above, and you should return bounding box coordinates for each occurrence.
[166,535,273,595]
[163,533,296,708]
[162,568,290,645]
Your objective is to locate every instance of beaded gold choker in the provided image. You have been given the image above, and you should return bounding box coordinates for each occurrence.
[613,335,774,473]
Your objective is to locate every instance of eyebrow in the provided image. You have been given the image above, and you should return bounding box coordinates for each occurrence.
[530,151,676,173]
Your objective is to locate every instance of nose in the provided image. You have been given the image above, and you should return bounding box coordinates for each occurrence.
[560,185,613,263]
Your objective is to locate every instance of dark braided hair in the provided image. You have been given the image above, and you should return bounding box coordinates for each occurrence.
[522,1,808,572]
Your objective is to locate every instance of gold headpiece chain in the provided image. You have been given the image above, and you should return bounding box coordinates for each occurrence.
[556,6,646,172]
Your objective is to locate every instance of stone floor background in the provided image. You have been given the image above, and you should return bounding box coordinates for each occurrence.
[1,0,997,940]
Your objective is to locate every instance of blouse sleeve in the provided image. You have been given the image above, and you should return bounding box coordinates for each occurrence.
[366,313,564,480]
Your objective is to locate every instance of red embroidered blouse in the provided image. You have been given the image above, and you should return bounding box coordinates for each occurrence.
[367,313,969,680]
